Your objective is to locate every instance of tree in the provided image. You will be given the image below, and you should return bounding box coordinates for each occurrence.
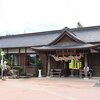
[77,22,83,28]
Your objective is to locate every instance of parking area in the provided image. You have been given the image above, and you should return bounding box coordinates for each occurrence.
[0,77,100,100]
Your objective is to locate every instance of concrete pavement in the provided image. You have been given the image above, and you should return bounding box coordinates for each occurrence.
[0,77,100,100]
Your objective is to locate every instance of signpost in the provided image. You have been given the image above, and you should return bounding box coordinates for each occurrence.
[1,51,4,79]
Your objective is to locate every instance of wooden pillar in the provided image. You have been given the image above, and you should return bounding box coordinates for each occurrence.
[84,54,88,67]
[47,55,50,76]
[84,54,88,77]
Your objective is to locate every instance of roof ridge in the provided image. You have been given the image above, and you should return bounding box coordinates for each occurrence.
[0,29,62,39]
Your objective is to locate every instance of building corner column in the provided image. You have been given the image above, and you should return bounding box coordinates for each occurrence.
[47,55,50,76]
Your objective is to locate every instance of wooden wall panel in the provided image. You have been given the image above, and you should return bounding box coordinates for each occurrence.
[88,53,100,76]
[38,52,47,76]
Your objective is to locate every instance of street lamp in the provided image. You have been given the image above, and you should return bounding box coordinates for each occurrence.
[1,51,4,78]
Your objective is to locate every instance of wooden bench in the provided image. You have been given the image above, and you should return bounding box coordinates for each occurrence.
[50,69,62,77]
[79,69,92,78]
[79,70,84,78]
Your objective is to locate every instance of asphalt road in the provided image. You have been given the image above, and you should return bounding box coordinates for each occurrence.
[0,77,100,100]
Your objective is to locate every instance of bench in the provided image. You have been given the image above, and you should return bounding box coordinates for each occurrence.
[79,69,92,78]
[50,69,62,77]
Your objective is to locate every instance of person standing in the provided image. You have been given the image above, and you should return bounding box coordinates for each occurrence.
[2,61,7,80]
[84,65,89,77]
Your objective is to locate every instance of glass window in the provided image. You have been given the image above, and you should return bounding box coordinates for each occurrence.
[7,54,20,67]
[27,54,36,66]
[13,55,20,66]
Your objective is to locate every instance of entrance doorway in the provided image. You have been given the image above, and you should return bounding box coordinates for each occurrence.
[61,61,70,77]
[50,55,84,77]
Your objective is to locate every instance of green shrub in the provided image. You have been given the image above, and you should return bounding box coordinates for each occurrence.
[0,64,11,73]
[4,59,11,66]
[6,65,11,72]
[13,66,23,74]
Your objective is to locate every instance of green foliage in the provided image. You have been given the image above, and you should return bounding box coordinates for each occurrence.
[33,55,42,77]
[0,49,3,60]
[35,55,42,69]
[4,59,11,66]
[6,65,11,71]
[13,66,23,73]
[0,64,11,73]
[0,49,11,66]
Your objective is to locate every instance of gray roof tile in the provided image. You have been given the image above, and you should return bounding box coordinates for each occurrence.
[0,25,100,48]
[0,30,62,48]
[71,26,100,43]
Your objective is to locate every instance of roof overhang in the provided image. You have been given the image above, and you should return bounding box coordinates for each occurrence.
[32,44,96,51]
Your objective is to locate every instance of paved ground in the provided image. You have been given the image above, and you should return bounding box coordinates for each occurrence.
[0,77,100,100]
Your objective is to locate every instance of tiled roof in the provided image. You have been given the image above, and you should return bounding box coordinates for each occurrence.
[0,30,62,48]
[32,43,95,50]
[71,26,100,43]
[0,25,100,48]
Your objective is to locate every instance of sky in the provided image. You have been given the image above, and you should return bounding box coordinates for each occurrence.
[0,0,100,36]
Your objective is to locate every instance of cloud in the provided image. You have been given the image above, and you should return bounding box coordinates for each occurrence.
[0,0,100,36]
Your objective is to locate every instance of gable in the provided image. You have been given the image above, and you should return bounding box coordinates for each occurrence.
[49,30,85,46]
[55,34,80,45]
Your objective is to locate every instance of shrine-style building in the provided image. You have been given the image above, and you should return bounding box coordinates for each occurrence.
[0,25,100,77]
